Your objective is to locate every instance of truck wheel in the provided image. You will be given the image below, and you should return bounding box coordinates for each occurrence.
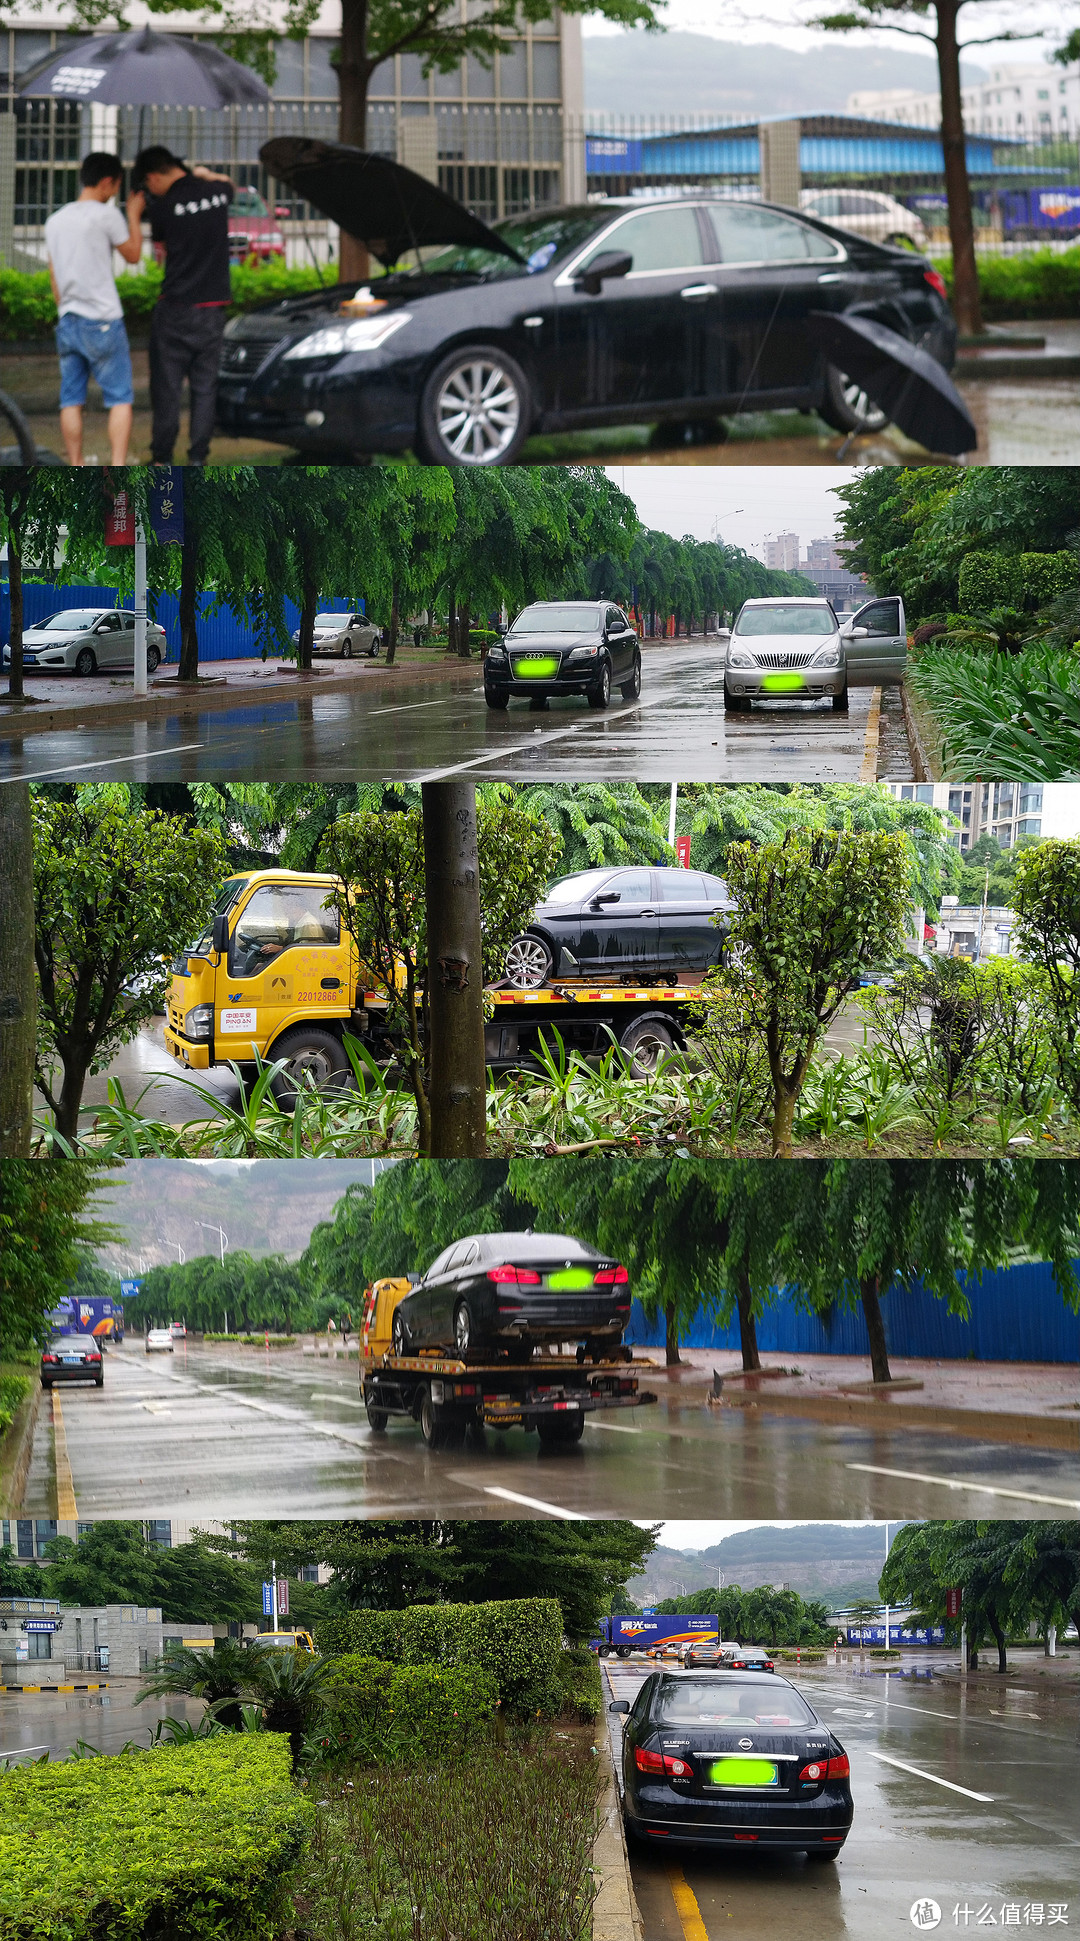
[268,1028,350,1108]
[392,1311,410,1356]
[617,1646,632,1659]
[419,1390,446,1449]
[619,1016,676,1078]
[365,1398,388,1432]
[537,1413,585,1446]
[453,1303,474,1355]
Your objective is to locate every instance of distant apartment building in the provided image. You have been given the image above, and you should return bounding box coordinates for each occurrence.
[848,60,1080,137]
[765,532,801,572]
[885,782,1078,852]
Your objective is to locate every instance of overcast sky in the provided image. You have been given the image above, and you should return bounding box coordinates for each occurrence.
[583,0,1067,69]
[652,1520,885,1548]
[604,465,854,555]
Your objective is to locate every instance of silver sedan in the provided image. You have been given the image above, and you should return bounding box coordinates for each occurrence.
[291,611,382,659]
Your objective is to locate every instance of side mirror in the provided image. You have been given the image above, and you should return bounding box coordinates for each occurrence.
[574,249,633,297]
[495,622,507,636]
[592,891,621,907]
[212,912,230,956]
[609,1699,630,1713]
[847,625,869,638]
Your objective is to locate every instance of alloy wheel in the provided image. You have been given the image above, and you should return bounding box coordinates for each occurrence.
[435,357,521,463]
[504,934,552,986]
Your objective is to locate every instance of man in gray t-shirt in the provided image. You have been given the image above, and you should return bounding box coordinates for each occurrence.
[44,152,145,464]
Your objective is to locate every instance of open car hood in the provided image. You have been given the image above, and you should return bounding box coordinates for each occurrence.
[260,138,526,267]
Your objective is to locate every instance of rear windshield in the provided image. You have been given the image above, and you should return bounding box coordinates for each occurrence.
[656,1679,816,1726]
[509,605,601,634]
[489,1234,594,1261]
[735,606,836,637]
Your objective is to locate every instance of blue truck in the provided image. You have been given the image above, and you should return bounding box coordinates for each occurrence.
[48,1295,125,1343]
[591,1615,719,1658]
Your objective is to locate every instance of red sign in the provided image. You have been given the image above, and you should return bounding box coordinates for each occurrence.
[945,1587,963,1619]
[104,482,136,546]
[675,835,691,868]
[276,1578,289,1616]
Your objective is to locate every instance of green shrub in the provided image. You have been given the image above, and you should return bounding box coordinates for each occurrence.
[936,247,1080,319]
[0,259,329,341]
[388,1662,498,1755]
[554,1649,603,1723]
[957,551,1077,615]
[0,1735,312,1940]
[0,1373,31,1438]
[321,1653,395,1738]
[315,1596,565,1718]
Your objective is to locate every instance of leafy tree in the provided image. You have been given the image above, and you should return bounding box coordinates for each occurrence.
[0,785,36,1156]
[1013,837,1080,1108]
[708,826,916,1156]
[136,1637,254,1731]
[42,1521,159,1607]
[32,791,228,1145]
[210,1520,658,1641]
[880,1521,1035,1672]
[0,1161,114,1351]
[512,783,672,875]
[652,1584,834,1647]
[1002,1522,1080,1651]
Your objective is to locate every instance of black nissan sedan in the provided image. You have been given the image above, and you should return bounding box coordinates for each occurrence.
[41,1335,104,1389]
[613,1672,853,1855]
[504,867,733,987]
[485,600,641,711]
[216,191,958,463]
[390,1231,631,1359]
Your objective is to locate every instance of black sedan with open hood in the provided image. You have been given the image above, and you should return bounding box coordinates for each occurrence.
[216,147,963,464]
[614,1672,854,1854]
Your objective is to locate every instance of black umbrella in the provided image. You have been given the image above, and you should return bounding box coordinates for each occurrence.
[805,310,977,457]
[260,137,525,267]
[17,26,268,106]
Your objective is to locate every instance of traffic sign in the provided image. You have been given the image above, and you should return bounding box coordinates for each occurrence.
[262,1581,274,1616]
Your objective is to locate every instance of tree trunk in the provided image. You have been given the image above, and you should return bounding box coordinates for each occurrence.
[337,0,372,284]
[53,1048,91,1149]
[936,0,983,336]
[457,602,471,658]
[736,1266,760,1372]
[447,594,457,654]
[422,781,487,1157]
[770,1082,797,1159]
[5,508,24,701]
[860,1274,891,1384]
[664,1301,681,1366]
[986,1611,1007,1674]
[0,783,37,1155]
[297,553,317,673]
[385,578,400,667]
[177,481,200,682]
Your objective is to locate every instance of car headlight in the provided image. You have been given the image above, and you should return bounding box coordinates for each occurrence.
[813,645,843,667]
[727,648,755,667]
[184,1004,213,1041]
[283,313,413,359]
[568,644,598,658]
[487,645,506,661]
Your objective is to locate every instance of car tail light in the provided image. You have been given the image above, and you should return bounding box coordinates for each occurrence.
[86,1351,101,1362]
[42,1354,58,1365]
[487,1265,541,1284]
[734,1833,758,1842]
[663,1754,692,1779]
[827,1753,850,1781]
[634,1747,666,1775]
[594,1264,629,1284]
[800,1760,828,1783]
[924,267,948,299]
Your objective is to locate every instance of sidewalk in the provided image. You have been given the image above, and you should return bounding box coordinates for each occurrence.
[0,631,702,738]
[628,1348,1080,1451]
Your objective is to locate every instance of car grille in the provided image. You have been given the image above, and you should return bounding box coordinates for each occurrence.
[511,655,563,679]
[220,336,289,378]
[750,649,819,669]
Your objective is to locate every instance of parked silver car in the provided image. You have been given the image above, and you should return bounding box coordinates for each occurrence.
[723,596,907,713]
[2,608,167,676]
[290,611,381,658]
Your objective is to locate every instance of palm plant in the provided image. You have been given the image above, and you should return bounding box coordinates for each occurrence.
[136,1638,253,1731]
[244,1649,338,1769]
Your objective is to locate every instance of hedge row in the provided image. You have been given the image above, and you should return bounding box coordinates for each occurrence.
[0,1372,31,1439]
[0,1736,311,1940]
[322,1655,499,1756]
[314,1597,565,1717]
[0,259,329,342]
[957,550,1077,614]
[554,1649,603,1723]
[937,246,1080,319]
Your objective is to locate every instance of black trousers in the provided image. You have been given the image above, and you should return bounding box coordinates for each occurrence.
[149,304,228,465]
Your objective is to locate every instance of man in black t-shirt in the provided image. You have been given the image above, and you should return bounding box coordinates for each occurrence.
[133,145,235,465]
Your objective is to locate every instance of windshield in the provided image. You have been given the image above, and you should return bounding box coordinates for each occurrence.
[187,877,246,957]
[656,1679,816,1727]
[735,605,836,637]
[400,209,604,281]
[543,870,616,905]
[509,605,601,635]
[33,610,106,631]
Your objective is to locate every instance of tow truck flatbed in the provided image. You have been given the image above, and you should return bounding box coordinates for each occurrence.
[360,980,706,1075]
[360,1350,657,1449]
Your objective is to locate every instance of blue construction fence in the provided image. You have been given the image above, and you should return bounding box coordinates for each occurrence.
[625,1259,1080,1363]
[0,582,364,663]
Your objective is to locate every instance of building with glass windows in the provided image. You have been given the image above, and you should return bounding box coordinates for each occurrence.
[885,783,1079,852]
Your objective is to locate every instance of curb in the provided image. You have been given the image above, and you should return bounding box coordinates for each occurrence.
[2,1682,109,1694]
[955,352,1080,379]
[0,1379,40,1515]
[592,1738,643,1941]
[901,679,940,781]
[859,684,882,783]
[717,1386,1079,1452]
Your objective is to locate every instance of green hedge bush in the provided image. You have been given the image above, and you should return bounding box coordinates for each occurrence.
[322,1653,395,1738]
[957,550,1077,614]
[554,1649,603,1723]
[937,246,1080,319]
[0,1372,31,1438]
[0,260,329,341]
[319,1655,497,1759]
[314,1596,565,1718]
[0,1735,312,1940]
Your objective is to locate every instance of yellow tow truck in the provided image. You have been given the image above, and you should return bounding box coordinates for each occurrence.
[163,867,708,1093]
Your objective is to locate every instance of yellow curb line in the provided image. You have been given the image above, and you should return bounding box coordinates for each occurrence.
[859,684,883,782]
[51,1393,78,1519]
[667,1866,710,1941]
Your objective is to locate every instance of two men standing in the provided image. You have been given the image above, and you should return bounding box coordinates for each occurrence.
[45,144,234,465]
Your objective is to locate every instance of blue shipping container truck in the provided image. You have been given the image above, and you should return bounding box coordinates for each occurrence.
[592,1615,719,1657]
[48,1295,124,1342]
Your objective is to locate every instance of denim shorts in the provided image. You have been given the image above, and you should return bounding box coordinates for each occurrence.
[56,312,134,409]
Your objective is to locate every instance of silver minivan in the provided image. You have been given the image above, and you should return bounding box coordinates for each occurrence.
[723,595,907,712]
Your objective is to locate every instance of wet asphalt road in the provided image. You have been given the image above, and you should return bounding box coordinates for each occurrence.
[24,1341,1080,1522]
[605,1656,1080,1941]
[0,1688,205,1764]
[0,640,889,784]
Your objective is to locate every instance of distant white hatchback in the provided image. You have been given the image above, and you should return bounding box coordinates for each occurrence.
[2,608,167,676]
[800,188,928,252]
[146,1327,175,1353]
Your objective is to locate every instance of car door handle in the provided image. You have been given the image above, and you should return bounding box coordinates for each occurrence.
[638,910,658,919]
[680,283,718,300]
[816,273,846,283]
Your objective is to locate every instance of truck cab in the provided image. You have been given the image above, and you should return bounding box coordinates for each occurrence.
[361,1278,416,1356]
[164,870,359,1081]
[252,1630,317,1655]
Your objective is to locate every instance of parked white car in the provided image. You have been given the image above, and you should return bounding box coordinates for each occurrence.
[146,1327,175,1353]
[2,608,167,676]
[290,611,382,659]
[800,188,928,251]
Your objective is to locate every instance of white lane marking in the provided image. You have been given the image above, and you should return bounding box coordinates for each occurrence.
[367,697,465,717]
[9,741,205,782]
[483,1486,588,1519]
[846,1464,1080,1511]
[864,1749,995,1802]
[584,1419,643,1433]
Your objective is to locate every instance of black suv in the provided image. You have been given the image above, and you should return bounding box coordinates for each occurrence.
[390,1231,632,1359]
[484,601,641,711]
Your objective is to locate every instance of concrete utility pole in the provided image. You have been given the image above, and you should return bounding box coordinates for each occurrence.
[133,512,147,697]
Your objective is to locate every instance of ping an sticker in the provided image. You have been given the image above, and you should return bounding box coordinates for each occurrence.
[219,1007,257,1034]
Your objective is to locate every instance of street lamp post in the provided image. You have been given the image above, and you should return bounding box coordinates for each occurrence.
[195,1221,228,1266]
